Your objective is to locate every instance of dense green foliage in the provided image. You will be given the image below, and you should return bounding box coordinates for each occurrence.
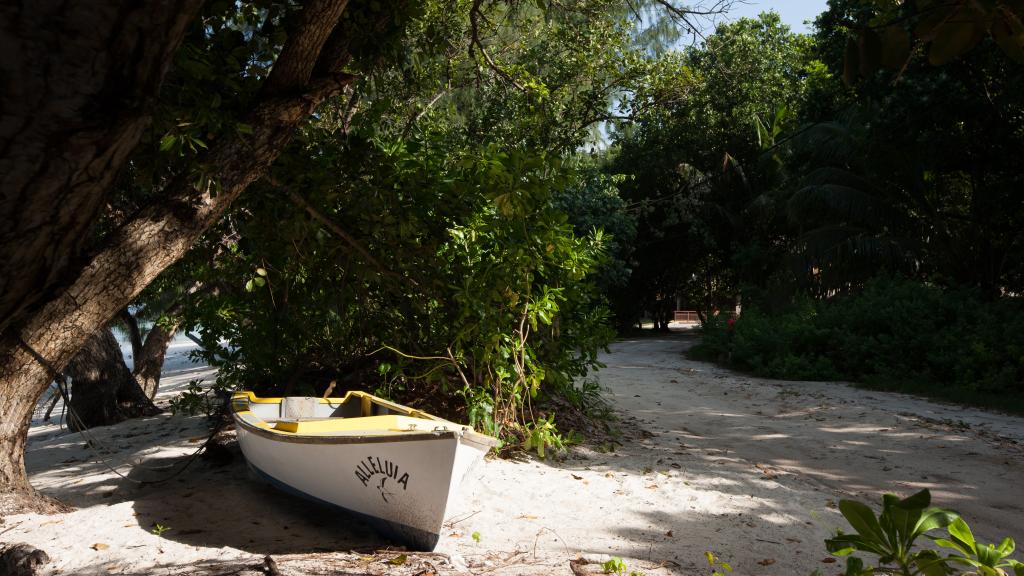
[607,12,830,328]
[125,0,1024,442]
[605,1,1024,405]
[692,279,1024,411]
[148,0,684,448]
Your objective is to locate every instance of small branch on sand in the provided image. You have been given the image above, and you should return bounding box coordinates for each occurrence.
[262,555,282,576]
[569,557,595,576]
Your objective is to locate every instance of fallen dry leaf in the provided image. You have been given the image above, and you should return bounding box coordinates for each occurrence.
[91,543,109,551]
[822,557,837,563]
[757,559,776,566]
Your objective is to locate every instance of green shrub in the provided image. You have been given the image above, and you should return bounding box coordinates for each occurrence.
[693,278,1024,410]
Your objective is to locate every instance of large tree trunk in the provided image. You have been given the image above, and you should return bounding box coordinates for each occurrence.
[134,323,177,399]
[0,0,202,515]
[0,335,76,516]
[0,0,204,337]
[65,329,161,431]
[0,0,401,513]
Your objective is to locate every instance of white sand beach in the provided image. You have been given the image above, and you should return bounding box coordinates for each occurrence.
[4,331,1023,575]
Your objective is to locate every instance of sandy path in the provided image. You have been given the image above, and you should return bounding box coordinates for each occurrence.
[4,332,1023,575]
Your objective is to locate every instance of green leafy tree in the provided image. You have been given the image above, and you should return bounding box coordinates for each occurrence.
[609,12,822,325]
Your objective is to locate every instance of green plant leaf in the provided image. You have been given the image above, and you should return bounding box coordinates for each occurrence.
[934,538,975,557]
[159,134,176,152]
[838,500,888,546]
[976,542,1001,567]
[912,549,949,576]
[881,493,918,553]
[826,534,890,558]
[896,488,931,510]
[996,537,1015,556]
[914,508,959,535]
[948,518,977,553]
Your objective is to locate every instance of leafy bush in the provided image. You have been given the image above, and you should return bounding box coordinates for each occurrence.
[180,139,615,445]
[823,488,1021,576]
[692,278,1024,409]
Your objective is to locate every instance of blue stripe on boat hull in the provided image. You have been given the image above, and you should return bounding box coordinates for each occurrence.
[249,463,441,551]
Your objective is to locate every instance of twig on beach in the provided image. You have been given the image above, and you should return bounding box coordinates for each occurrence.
[262,555,282,576]
[445,509,481,527]
[466,552,555,576]
[532,526,570,560]
[0,521,22,537]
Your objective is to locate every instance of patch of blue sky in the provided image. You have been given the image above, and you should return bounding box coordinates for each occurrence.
[718,0,829,33]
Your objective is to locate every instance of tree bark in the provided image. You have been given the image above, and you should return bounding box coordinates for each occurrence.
[65,329,160,431]
[134,323,177,399]
[0,0,201,513]
[0,0,204,337]
[0,0,403,513]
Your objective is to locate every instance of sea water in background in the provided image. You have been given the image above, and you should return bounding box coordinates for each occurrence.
[33,327,217,424]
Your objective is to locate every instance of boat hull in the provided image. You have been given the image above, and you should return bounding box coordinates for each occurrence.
[233,416,486,550]
[247,460,443,550]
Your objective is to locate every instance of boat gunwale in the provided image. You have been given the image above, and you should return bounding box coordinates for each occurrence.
[233,414,464,445]
[231,391,499,448]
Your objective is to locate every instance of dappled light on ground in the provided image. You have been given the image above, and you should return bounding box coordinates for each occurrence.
[12,333,1024,575]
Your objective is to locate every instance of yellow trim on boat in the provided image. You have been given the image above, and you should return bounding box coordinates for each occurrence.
[271,414,461,435]
[232,409,272,430]
[230,390,498,447]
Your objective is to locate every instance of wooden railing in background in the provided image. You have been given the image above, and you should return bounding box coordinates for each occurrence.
[673,310,700,323]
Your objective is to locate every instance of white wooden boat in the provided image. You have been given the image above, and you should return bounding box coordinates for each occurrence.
[230,390,498,550]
